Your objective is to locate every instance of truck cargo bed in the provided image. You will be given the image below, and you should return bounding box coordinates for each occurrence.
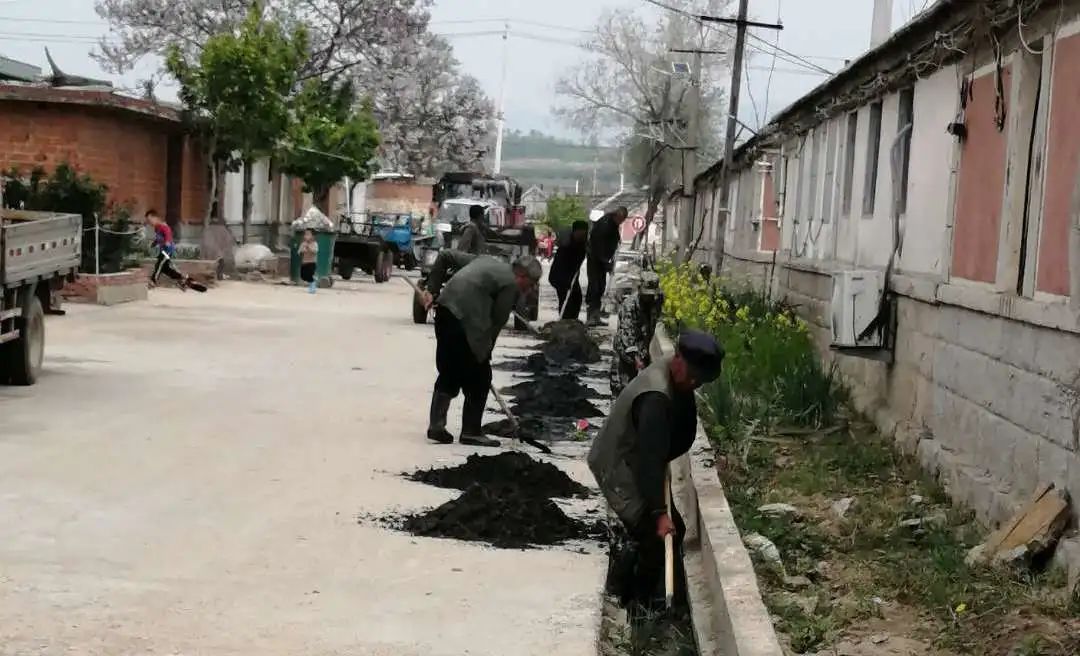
[0,210,81,288]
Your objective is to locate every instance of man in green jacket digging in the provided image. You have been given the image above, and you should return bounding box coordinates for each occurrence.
[589,330,723,610]
[421,250,543,447]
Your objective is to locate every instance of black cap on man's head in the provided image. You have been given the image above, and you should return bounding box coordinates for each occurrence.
[469,204,485,221]
[677,330,724,383]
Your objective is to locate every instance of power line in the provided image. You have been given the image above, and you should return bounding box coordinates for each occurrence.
[744,62,761,128]
[0,14,106,25]
[640,0,834,77]
[429,17,591,34]
[746,32,832,75]
[748,65,827,77]
[759,0,783,126]
[746,40,825,75]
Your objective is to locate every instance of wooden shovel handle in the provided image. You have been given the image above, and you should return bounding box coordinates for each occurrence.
[664,467,674,608]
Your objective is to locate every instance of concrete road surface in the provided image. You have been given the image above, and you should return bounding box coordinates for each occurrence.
[0,277,605,656]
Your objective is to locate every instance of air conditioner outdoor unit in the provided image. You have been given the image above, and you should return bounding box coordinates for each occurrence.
[830,269,885,349]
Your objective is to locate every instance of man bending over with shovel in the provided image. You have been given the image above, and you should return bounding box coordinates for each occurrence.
[421,250,543,447]
[589,330,723,613]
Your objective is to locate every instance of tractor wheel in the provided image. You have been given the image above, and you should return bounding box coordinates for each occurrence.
[379,249,394,282]
[337,263,355,280]
[374,251,388,283]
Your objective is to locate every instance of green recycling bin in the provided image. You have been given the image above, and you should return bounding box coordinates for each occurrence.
[290,230,337,284]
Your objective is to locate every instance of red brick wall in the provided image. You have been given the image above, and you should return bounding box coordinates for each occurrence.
[952,68,1011,284]
[0,100,172,217]
[180,137,208,223]
[369,179,432,202]
[1037,35,1080,297]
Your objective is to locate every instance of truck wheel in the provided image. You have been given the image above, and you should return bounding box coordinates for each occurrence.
[5,295,44,386]
[412,293,428,324]
[337,263,355,280]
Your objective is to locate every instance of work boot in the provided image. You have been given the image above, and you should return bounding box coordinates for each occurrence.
[460,392,500,448]
[587,309,603,327]
[426,391,455,444]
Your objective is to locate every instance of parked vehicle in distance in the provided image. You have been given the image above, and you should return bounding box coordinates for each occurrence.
[1,209,80,385]
[374,213,420,270]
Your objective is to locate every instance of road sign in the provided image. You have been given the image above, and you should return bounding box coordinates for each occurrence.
[631,216,647,234]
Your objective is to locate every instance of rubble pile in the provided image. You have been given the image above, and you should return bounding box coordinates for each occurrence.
[395,452,601,549]
[539,320,601,364]
[406,452,589,499]
[400,483,603,549]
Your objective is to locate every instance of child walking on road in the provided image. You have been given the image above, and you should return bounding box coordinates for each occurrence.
[147,209,206,292]
[298,230,319,293]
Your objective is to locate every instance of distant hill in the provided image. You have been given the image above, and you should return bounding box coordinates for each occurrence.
[499,130,622,195]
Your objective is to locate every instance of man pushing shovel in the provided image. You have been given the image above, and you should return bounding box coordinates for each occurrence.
[588,330,723,613]
[420,250,543,447]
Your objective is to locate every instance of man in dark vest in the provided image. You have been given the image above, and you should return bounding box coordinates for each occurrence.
[421,250,543,447]
[588,330,724,609]
[548,219,589,320]
[585,206,628,326]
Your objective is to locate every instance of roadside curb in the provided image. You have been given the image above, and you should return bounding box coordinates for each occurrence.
[654,329,785,656]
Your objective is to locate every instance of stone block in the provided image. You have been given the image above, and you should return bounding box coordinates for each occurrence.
[1065,458,1080,520]
[1032,327,1080,386]
[999,366,1077,450]
[1051,535,1080,593]
[952,464,998,521]
[1041,440,1075,492]
[918,438,944,477]
[95,280,148,306]
[1012,431,1042,498]
[988,489,1021,528]
[953,308,1006,361]
[63,271,148,306]
[999,318,1039,377]
[976,411,1023,474]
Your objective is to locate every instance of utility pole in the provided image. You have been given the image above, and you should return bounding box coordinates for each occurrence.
[711,0,782,273]
[492,23,510,174]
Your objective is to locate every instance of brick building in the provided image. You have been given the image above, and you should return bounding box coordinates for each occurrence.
[0,85,207,227]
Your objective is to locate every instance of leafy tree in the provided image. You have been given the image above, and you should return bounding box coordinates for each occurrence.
[372,33,494,175]
[165,5,307,240]
[278,79,381,209]
[2,163,135,273]
[96,0,493,178]
[555,1,732,253]
[543,196,588,233]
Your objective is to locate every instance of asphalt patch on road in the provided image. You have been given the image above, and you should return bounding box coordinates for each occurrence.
[501,373,603,400]
[512,395,603,419]
[398,483,604,549]
[492,352,552,374]
[405,452,589,499]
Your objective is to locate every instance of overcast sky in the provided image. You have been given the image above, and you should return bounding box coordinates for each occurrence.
[0,0,933,141]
